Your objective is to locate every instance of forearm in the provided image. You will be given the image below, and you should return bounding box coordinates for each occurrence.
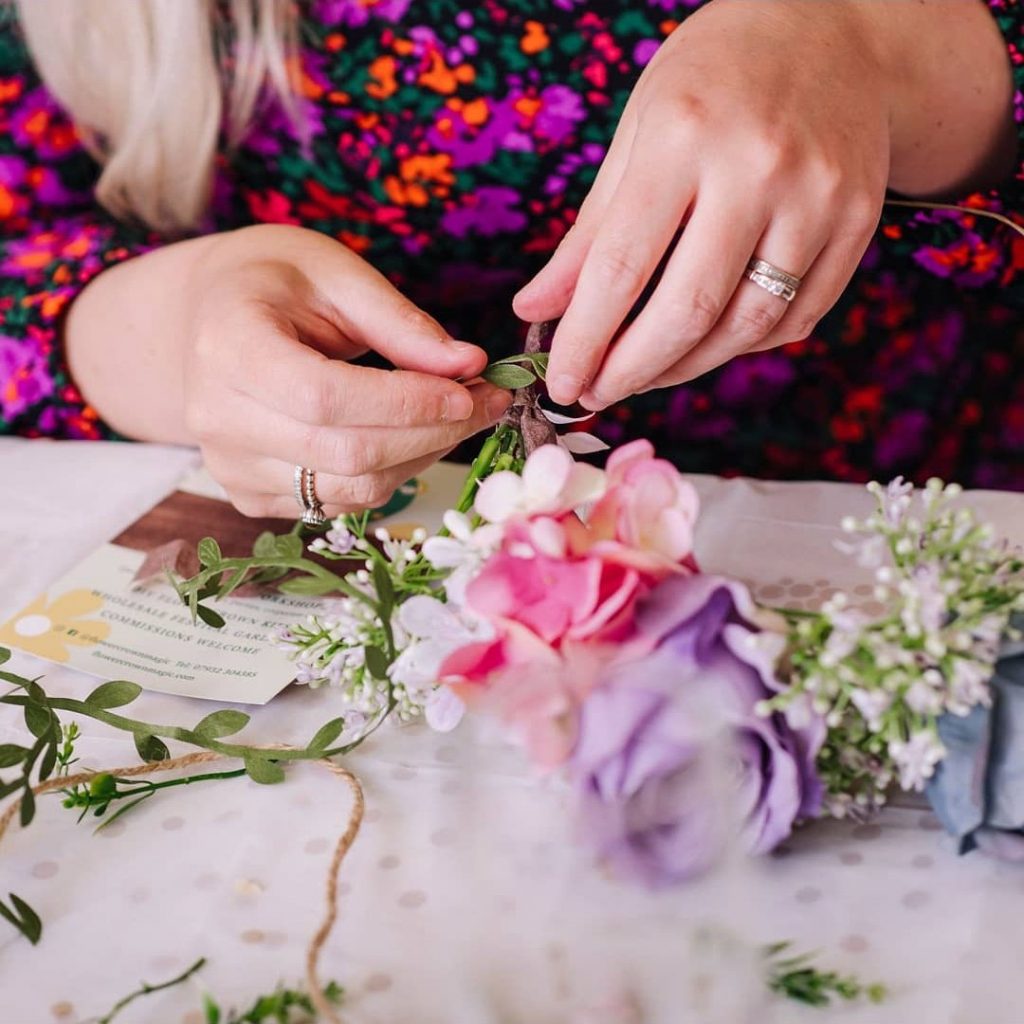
[65,233,221,445]
[853,0,1016,196]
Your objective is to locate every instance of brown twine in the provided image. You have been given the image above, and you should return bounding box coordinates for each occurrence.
[0,749,364,1024]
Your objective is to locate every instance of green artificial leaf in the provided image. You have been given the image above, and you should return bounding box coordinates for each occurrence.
[197,537,222,568]
[0,744,28,769]
[86,680,143,709]
[364,645,389,681]
[278,576,340,597]
[0,647,9,665]
[243,757,285,785]
[483,363,536,389]
[37,741,57,782]
[273,534,304,560]
[194,709,250,740]
[307,717,345,754]
[0,777,23,800]
[196,605,227,630]
[24,679,47,704]
[19,785,35,826]
[202,994,222,1024]
[23,703,50,739]
[0,893,41,945]
[372,561,394,609]
[134,733,170,763]
[197,576,224,601]
[253,531,278,557]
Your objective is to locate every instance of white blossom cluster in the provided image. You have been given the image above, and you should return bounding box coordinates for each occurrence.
[769,478,1024,815]
[272,515,486,735]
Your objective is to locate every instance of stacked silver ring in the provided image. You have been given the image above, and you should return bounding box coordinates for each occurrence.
[745,257,802,303]
[294,465,327,526]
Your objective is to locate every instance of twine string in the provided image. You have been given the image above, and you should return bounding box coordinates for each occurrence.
[0,749,363,1024]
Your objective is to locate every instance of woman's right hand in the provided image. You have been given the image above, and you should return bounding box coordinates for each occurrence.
[69,225,510,518]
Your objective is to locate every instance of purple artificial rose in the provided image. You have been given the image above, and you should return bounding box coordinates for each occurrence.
[568,575,824,888]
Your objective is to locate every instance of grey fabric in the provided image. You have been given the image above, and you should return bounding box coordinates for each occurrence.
[927,615,1024,856]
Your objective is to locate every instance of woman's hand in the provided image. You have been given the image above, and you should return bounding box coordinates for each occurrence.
[68,224,510,517]
[514,0,1014,411]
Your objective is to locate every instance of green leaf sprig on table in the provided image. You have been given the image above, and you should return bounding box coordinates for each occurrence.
[202,979,344,1024]
[765,942,886,1007]
[86,954,343,1024]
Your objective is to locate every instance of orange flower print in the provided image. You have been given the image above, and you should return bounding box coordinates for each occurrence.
[383,153,454,207]
[521,20,550,55]
[366,55,398,100]
[418,50,475,95]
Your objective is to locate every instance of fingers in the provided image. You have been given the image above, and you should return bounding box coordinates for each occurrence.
[196,305,486,429]
[544,137,696,406]
[209,448,453,520]
[620,213,825,393]
[750,205,880,353]
[189,382,511,478]
[638,213,876,392]
[289,239,488,381]
[578,185,767,409]
[512,103,638,324]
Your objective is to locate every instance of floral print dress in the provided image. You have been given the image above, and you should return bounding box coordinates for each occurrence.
[0,1,1022,488]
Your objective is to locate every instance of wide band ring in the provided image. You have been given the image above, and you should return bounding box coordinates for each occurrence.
[745,257,802,303]
[294,465,327,526]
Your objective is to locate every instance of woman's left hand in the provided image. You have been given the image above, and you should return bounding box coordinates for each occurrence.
[513,0,892,410]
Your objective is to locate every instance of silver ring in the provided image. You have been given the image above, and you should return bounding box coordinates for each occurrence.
[294,465,327,526]
[745,257,802,303]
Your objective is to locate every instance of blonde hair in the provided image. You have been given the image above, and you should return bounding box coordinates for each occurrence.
[16,0,298,233]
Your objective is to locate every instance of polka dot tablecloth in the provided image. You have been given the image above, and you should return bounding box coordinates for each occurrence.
[2,439,1024,1024]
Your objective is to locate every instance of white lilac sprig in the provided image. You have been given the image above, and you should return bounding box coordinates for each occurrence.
[274,511,446,723]
[766,477,1024,816]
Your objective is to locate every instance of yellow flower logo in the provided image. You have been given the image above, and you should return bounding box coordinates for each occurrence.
[0,589,110,663]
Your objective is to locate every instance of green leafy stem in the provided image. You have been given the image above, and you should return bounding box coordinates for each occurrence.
[63,766,247,832]
[765,942,886,1007]
[0,649,366,944]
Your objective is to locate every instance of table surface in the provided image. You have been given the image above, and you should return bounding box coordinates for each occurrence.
[2,437,1024,1024]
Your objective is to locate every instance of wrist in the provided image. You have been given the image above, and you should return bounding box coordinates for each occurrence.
[849,0,1016,195]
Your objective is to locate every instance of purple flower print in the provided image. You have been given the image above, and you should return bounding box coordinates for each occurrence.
[440,187,526,238]
[314,0,411,27]
[0,336,54,420]
[534,85,586,144]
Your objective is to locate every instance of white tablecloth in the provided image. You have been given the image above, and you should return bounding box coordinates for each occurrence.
[2,437,1024,1024]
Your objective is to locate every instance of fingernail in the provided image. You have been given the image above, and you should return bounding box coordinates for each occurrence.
[445,390,474,422]
[580,388,609,412]
[549,374,583,405]
[486,390,512,421]
[445,338,479,355]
